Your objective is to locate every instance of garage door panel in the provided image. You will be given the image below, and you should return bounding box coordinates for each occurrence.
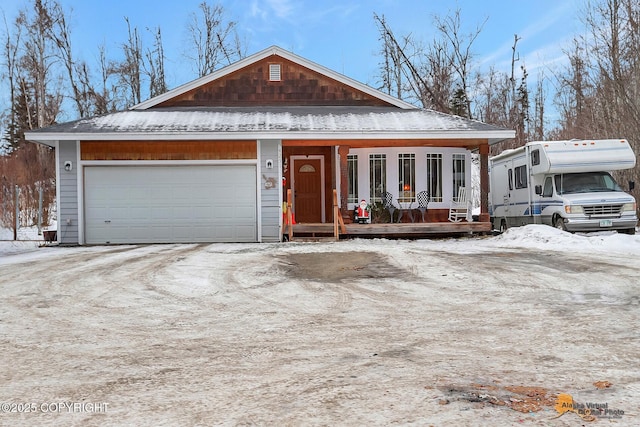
[85,165,257,244]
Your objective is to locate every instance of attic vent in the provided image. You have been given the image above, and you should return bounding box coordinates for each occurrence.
[269,64,281,81]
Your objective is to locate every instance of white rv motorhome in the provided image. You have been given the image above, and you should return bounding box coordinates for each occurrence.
[489,139,637,234]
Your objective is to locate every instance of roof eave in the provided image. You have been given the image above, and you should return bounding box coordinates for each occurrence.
[489,136,516,146]
[25,129,516,143]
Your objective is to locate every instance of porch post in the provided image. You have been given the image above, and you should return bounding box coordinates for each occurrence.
[338,145,351,222]
[479,143,490,222]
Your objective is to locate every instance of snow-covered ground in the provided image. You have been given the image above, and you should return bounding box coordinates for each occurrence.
[0,225,639,426]
[0,223,57,254]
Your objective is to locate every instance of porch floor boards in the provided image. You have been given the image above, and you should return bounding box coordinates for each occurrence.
[290,221,491,238]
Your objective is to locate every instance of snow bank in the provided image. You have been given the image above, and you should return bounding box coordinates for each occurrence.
[0,241,42,256]
[0,226,48,257]
[492,224,640,255]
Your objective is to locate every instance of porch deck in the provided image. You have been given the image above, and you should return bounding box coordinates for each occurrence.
[288,221,491,240]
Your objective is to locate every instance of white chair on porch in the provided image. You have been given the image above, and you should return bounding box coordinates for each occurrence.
[448,186,470,222]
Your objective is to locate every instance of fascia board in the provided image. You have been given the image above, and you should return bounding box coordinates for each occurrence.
[25,129,515,142]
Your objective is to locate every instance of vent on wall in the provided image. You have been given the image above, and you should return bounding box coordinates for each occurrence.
[269,64,281,81]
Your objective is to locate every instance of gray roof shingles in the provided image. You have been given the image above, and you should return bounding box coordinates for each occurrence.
[29,106,510,135]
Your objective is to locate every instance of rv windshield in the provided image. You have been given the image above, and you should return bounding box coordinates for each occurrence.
[554,172,623,195]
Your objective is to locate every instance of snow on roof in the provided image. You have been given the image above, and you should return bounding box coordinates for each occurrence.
[27,106,514,142]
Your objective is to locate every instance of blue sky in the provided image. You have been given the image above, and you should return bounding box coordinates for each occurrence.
[1,0,583,103]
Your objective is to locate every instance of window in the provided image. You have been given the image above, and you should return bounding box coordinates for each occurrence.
[542,176,553,197]
[269,64,281,81]
[347,155,358,204]
[515,165,528,189]
[531,149,540,166]
[369,154,386,203]
[452,154,466,197]
[398,153,415,202]
[508,169,513,190]
[426,153,443,202]
[554,172,623,195]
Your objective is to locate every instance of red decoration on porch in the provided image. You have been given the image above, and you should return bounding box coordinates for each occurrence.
[283,202,296,225]
[355,199,370,224]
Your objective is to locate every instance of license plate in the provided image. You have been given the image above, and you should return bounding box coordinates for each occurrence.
[599,219,613,227]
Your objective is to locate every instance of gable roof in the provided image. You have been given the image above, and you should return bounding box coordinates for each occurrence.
[25,45,516,146]
[132,45,417,110]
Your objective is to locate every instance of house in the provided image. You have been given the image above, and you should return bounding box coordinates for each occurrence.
[25,46,515,245]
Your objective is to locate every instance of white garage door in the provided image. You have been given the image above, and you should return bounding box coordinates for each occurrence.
[84,165,257,244]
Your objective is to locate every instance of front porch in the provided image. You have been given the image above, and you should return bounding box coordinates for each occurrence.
[283,189,490,241]
[287,221,491,240]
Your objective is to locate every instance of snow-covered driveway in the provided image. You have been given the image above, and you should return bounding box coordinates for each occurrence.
[1,226,639,426]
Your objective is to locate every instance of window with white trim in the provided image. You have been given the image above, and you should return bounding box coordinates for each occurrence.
[452,154,466,197]
[426,153,443,202]
[347,155,358,204]
[398,153,415,202]
[369,154,386,203]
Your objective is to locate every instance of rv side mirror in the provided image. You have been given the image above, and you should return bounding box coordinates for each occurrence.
[535,185,542,195]
[629,181,635,191]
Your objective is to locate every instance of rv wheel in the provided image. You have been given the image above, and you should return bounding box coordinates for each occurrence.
[620,228,636,235]
[553,215,567,231]
[500,220,508,233]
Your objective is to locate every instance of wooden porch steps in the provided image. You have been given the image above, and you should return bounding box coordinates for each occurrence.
[287,236,337,243]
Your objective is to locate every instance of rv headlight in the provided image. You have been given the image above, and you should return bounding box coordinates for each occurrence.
[622,202,636,212]
[564,205,583,214]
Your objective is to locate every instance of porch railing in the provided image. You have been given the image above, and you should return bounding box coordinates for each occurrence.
[283,188,346,241]
[333,189,346,240]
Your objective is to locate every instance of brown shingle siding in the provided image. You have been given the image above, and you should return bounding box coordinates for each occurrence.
[156,55,392,108]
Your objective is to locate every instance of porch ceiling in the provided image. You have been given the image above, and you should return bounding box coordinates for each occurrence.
[283,138,489,149]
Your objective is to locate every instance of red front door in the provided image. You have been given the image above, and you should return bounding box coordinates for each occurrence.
[294,159,322,223]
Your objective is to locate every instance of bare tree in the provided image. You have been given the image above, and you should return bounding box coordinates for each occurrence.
[553,37,594,139]
[374,9,485,118]
[473,66,518,132]
[552,0,639,200]
[375,13,407,100]
[585,0,640,197]
[20,0,62,129]
[93,43,122,114]
[422,39,455,112]
[373,13,451,112]
[115,17,143,107]
[530,70,547,141]
[0,0,60,232]
[186,2,244,77]
[143,27,167,98]
[48,2,96,118]
[1,12,24,151]
[434,9,486,118]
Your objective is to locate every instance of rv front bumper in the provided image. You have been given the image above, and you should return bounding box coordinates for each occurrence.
[564,216,638,232]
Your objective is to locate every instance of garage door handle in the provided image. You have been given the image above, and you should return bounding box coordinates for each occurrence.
[104,220,111,223]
